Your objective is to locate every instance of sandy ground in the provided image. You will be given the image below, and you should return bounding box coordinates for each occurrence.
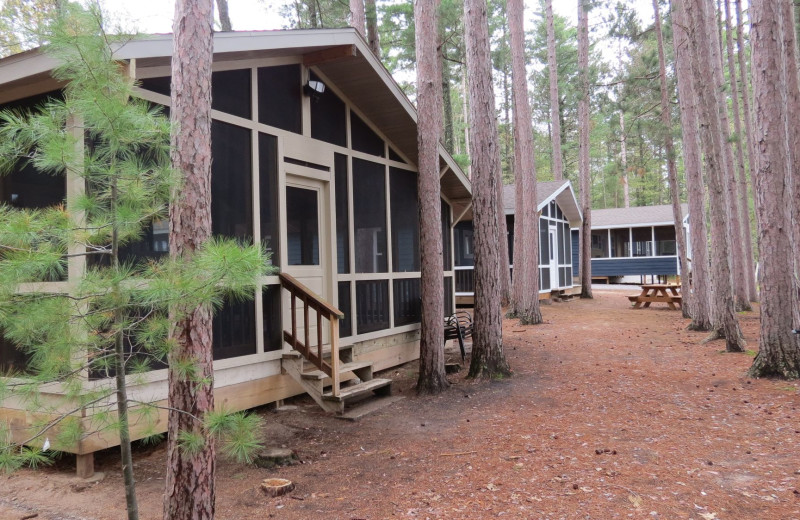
[1,290,799,520]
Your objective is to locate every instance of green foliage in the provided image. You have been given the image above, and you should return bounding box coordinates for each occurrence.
[206,410,264,464]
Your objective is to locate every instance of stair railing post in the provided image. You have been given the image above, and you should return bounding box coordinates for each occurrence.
[330,317,340,397]
[290,289,297,349]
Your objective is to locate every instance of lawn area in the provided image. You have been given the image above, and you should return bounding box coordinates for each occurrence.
[2,290,798,519]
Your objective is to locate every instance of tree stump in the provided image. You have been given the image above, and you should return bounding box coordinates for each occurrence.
[260,478,295,497]
[253,448,299,469]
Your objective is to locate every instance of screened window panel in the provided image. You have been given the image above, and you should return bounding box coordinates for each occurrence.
[286,187,319,266]
[263,285,282,352]
[335,153,350,274]
[556,205,563,221]
[351,110,385,157]
[258,65,302,133]
[441,199,452,271]
[541,204,549,217]
[507,216,515,265]
[259,133,280,266]
[610,228,630,258]
[356,280,390,333]
[453,222,474,267]
[390,167,419,272]
[454,266,474,294]
[549,201,556,216]
[393,278,421,326]
[654,226,677,256]
[564,223,572,264]
[388,147,405,163]
[591,230,609,258]
[309,72,346,147]
[213,298,257,360]
[212,121,253,239]
[540,268,551,291]
[559,267,567,287]
[338,281,352,338]
[539,219,549,264]
[557,222,565,264]
[443,277,453,317]
[139,76,171,96]
[631,227,652,257]
[353,158,387,273]
[0,329,30,375]
[212,69,251,119]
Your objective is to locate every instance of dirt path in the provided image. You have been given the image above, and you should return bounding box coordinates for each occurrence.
[2,291,799,519]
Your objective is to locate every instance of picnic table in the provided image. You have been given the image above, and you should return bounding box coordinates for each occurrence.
[627,283,682,310]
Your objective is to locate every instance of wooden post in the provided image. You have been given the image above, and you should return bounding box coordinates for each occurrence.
[290,292,297,349]
[329,318,340,397]
[76,452,94,479]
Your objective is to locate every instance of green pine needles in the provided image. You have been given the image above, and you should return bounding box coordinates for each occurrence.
[0,2,270,490]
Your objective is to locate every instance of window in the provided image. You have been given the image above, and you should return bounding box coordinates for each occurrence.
[539,218,549,264]
[610,229,629,258]
[353,159,387,273]
[338,281,352,338]
[213,298,257,360]
[654,226,677,256]
[139,76,171,96]
[356,280,389,333]
[212,69,251,119]
[389,147,405,163]
[335,154,350,274]
[558,223,565,264]
[390,167,419,272]
[393,278,421,326]
[258,65,302,133]
[211,121,252,239]
[443,277,453,317]
[286,186,319,266]
[591,230,609,258]
[631,227,652,257]
[262,285,282,352]
[442,200,452,271]
[0,329,29,375]
[310,72,346,147]
[259,133,280,266]
[351,110,385,157]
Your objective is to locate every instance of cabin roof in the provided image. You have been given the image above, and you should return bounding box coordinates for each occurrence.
[590,203,689,229]
[0,28,471,209]
[501,180,582,226]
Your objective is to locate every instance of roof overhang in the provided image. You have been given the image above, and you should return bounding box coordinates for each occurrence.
[538,180,582,227]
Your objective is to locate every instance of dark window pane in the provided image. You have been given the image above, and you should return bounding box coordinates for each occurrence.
[351,110,384,157]
[390,167,419,272]
[213,297,257,360]
[286,186,319,265]
[139,76,171,96]
[310,72,346,147]
[356,280,389,333]
[558,221,565,264]
[610,228,630,258]
[0,160,66,209]
[549,201,556,216]
[541,204,549,217]
[212,121,253,239]
[507,215,515,265]
[591,230,609,258]
[655,225,677,256]
[338,281,352,338]
[263,284,282,352]
[388,147,404,163]
[259,133,280,266]
[540,267,551,291]
[443,277,453,317]
[335,153,350,274]
[559,267,566,287]
[556,205,563,221]
[632,227,652,257]
[0,329,30,375]
[258,65,302,133]
[455,266,474,294]
[564,223,572,264]
[117,218,169,265]
[454,221,474,267]
[353,158,387,273]
[393,278,421,326]
[212,69,251,119]
[441,200,452,270]
[539,218,549,264]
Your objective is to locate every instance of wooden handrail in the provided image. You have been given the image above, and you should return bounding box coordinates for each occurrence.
[279,272,342,397]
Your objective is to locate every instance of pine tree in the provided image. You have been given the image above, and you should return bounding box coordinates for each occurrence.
[578,0,593,299]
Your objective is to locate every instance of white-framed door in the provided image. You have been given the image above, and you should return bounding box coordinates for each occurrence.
[549,225,558,289]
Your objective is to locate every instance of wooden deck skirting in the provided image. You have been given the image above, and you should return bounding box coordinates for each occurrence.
[279,272,345,398]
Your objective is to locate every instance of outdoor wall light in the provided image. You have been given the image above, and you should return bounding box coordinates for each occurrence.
[304,80,326,97]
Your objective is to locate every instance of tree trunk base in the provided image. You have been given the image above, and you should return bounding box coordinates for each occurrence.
[686,321,713,332]
[701,328,725,344]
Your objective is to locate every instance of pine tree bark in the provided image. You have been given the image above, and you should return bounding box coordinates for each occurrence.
[215,0,231,31]
[578,0,593,299]
[545,0,564,182]
[724,0,758,304]
[684,0,745,352]
[619,110,629,208]
[734,0,757,208]
[464,0,511,379]
[508,0,541,325]
[748,0,800,378]
[672,0,713,331]
[350,0,366,39]
[707,0,752,310]
[165,0,216,518]
[415,0,448,394]
[442,51,454,153]
[652,0,690,319]
[365,0,380,57]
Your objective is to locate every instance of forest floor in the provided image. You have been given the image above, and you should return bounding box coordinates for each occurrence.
[2,289,799,520]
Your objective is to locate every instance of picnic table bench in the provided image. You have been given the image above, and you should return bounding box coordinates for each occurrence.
[627,283,682,310]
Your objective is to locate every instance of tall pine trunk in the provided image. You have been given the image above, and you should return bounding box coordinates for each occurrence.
[545,0,564,181]
[215,0,232,30]
[748,0,800,378]
[365,0,380,57]
[415,0,448,394]
[684,0,745,352]
[734,0,758,209]
[672,0,713,331]
[165,0,217,518]
[508,0,541,325]
[724,0,758,304]
[578,0,593,299]
[464,0,511,379]
[350,0,366,38]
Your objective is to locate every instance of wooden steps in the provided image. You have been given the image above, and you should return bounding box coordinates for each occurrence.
[301,361,372,381]
[322,378,392,402]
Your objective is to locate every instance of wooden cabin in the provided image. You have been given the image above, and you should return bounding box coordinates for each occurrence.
[570,204,689,284]
[0,29,472,475]
[453,180,582,305]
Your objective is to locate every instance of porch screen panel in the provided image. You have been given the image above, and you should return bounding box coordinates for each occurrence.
[539,218,549,263]
[356,280,390,333]
[309,72,346,147]
[654,226,677,256]
[262,285,282,352]
[286,187,319,265]
[610,229,630,258]
[557,222,565,264]
[337,281,352,338]
[259,133,280,265]
[335,153,350,273]
[632,227,652,257]
[212,69,251,119]
[443,277,453,317]
[441,200,452,270]
[540,267,551,291]
[213,298,257,360]
[258,64,302,133]
[351,110,385,157]
[591,230,609,258]
[139,76,170,96]
[390,167,419,272]
[211,121,253,239]
[0,329,29,375]
[393,278,421,326]
[353,158,387,273]
[563,223,572,264]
